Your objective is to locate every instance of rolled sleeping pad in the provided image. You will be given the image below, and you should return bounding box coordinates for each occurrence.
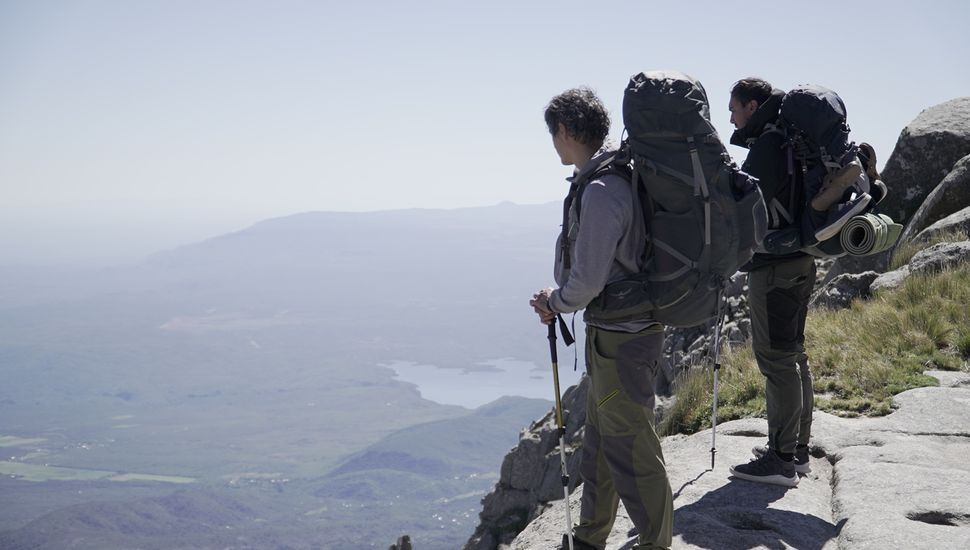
[840,213,903,256]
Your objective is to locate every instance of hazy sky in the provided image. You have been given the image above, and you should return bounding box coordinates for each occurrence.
[2,0,968,264]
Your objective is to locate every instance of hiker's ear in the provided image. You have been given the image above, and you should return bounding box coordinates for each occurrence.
[556,123,569,140]
[746,100,759,114]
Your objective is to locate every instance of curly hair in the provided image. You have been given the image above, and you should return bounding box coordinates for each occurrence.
[730,77,773,106]
[544,87,610,148]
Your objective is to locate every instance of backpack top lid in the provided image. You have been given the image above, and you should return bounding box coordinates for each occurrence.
[780,84,849,148]
[623,70,715,140]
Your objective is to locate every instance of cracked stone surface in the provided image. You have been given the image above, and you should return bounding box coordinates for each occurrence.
[509,385,970,549]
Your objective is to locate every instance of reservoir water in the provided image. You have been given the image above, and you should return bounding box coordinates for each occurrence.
[384,357,585,409]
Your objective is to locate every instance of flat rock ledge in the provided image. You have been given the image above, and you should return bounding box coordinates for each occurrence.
[510,383,970,549]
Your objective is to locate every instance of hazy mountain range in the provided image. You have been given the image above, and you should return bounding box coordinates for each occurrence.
[0,201,578,549]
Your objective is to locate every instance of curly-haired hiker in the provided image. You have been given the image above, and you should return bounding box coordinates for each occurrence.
[530,87,674,550]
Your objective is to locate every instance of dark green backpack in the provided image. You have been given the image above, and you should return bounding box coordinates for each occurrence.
[583,71,767,328]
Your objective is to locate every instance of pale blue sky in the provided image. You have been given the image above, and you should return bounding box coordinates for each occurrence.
[2,0,968,263]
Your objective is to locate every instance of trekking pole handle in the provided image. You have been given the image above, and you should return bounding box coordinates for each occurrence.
[547,322,558,363]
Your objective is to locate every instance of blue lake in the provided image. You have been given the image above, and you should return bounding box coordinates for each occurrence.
[384,357,585,409]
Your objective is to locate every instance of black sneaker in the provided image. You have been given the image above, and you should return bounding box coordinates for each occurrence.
[730,449,799,487]
[752,444,811,474]
[559,533,600,550]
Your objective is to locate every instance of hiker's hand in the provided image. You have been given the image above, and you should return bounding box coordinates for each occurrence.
[529,288,556,325]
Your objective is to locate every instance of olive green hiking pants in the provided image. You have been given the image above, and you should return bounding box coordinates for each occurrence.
[574,325,673,550]
[748,255,816,455]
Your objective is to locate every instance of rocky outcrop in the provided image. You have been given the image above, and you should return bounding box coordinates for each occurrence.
[509,379,970,549]
[879,97,970,224]
[462,379,587,550]
[824,98,970,282]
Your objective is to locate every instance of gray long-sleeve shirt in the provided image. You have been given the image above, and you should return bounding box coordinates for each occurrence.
[548,149,658,332]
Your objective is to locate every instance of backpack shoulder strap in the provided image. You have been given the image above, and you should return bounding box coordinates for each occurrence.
[573,152,631,223]
[560,152,632,270]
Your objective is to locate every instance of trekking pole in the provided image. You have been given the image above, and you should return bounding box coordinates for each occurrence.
[710,288,725,470]
[547,321,574,550]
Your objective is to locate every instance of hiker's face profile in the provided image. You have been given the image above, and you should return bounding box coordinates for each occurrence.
[729,96,757,129]
[551,123,575,166]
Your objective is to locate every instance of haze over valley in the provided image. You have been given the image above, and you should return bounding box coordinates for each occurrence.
[0,203,577,548]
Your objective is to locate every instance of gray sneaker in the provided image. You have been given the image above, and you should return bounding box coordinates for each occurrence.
[730,449,799,487]
[752,444,811,474]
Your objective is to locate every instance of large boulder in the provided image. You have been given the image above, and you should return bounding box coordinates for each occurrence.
[879,97,970,224]
[897,154,970,245]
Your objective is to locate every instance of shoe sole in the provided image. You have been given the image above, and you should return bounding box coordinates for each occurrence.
[729,466,799,487]
[814,193,872,242]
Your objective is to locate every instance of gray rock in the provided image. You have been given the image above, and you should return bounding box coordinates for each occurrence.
[880,97,970,224]
[908,241,970,274]
[870,265,910,293]
[510,386,970,549]
[504,433,548,491]
[899,154,970,245]
[914,205,970,244]
[926,370,970,388]
[867,242,970,293]
[810,271,879,310]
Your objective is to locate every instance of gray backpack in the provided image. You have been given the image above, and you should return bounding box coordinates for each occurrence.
[584,71,767,328]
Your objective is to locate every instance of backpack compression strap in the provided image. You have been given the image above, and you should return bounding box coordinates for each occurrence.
[687,137,712,247]
[636,137,712,282]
